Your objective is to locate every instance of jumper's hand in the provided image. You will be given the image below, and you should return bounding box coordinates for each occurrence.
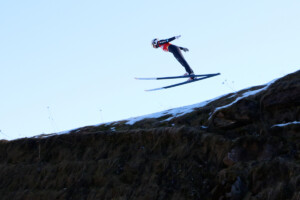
[175,35,181,39]
[182,48,189,52]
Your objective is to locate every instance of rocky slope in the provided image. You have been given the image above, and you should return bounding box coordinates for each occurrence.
[0,70,299,200]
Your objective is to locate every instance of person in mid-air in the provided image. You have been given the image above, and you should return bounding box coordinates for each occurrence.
[152,35,195,80]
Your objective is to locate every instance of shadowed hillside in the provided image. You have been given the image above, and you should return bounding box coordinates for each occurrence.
[0,70,299,200]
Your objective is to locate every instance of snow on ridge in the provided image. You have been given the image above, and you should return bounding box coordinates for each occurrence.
[32,128,77,139]
[30,76,282,139]
[209,78,278,118]
[272,121,300,128]
[125,102,206,125]
[125,94,228,125]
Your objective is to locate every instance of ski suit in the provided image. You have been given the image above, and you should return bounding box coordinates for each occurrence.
[156,37,194,75]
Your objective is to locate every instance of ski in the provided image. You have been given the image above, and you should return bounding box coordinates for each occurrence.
[144,73,220,91]
[135,73,220,80]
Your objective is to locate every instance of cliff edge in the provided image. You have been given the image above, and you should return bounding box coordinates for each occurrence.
[0,70,299,200]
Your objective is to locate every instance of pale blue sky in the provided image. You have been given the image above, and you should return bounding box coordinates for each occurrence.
[1,0,299,139]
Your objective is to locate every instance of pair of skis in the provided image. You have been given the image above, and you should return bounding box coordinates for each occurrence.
[135,73,221,91]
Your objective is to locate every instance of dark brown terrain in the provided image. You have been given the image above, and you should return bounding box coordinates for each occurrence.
[0,70,299,200]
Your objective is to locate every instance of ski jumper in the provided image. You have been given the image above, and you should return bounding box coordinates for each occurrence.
[157,37,194,75]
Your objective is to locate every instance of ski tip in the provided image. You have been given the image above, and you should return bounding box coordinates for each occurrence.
[145,87,164,92]
[145,89,154,92]
[136,77,157,80]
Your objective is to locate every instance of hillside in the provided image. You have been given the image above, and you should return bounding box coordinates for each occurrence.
[0,70,299,200]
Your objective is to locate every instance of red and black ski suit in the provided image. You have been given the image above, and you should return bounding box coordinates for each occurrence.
[155,37,194,75]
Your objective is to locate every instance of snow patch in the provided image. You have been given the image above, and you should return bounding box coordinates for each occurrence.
[125,94,227,125]
[32,128,78,139]
[209,78,278,119]
[272,121,300,128]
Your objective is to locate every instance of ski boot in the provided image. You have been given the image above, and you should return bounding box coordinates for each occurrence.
[184,73,195,81]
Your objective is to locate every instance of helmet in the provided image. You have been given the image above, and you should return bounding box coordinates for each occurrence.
[152,38,159,47]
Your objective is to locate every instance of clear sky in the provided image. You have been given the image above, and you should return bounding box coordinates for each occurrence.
[0,0,299,140]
